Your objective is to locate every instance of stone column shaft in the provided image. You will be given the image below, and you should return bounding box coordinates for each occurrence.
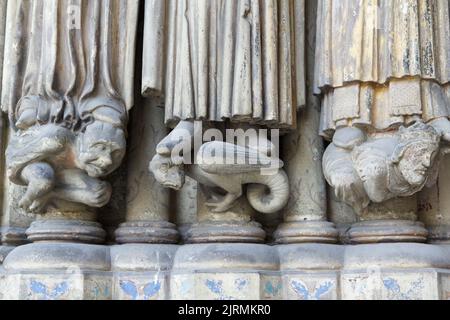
[274,0,337,244]
[115,99,179,244]
[419,155,450,243]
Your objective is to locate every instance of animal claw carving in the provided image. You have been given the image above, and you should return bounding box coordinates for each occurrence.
[205,193,241,213]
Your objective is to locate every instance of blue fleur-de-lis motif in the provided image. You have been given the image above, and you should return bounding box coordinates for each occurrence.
[383,277,425,300]
[383,278,400,294]
[143,281,162,300]
[119,280,138,300]
[291,280,333,300]
[235,279,248,291]
[30,281,47,296]
[119,280,162,300]
[30,280,69,300]
[205,279,233,300]
[205,279,223,295]
[315,282,334,299]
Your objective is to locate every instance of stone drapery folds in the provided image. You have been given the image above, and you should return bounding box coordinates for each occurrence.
[0,0,449,301]
[2,0,138,215]
[142,0,305,129]
[145,0,306,243]
[316,0,450,217]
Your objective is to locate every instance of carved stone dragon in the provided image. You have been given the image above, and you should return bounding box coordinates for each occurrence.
[150,141,289,214]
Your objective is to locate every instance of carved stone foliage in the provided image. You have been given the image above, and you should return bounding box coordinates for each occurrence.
[2,0,138,214]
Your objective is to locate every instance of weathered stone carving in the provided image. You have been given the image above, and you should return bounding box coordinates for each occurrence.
[144,0,304,242]
[419,155,450,243]
[114,98,180,245]
[315,0,450,242]
[316,1,450,206]
[2,0,138,242]
[151,141,289,214]
[7,120,125,214]
[323,122,441,211]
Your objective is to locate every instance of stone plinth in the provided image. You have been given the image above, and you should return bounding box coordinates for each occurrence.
[185,192,266,244]
[277,244,344,300]
[349,196,428,244]
[110,244,179,300]
[1,243,111,300]
[0,243,449,299]
[340,243,450,300]
[170,244,279,300]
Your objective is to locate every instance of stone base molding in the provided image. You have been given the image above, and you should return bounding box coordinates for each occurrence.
[274,221,339,244]
[1,243,450,300]
[114,221,179,244]
[348,220,429,244]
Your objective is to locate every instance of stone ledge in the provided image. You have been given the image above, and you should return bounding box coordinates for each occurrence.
[277,244,344,271]
[4,243,450,273]
[172,244,279,272]
[343,243,450,270]
[110,244,179,272]
[2,243,450,299]
[3,243,110,272]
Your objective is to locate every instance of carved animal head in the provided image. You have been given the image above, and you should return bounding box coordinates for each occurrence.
[76,121,126,178]
[149,154,185,190]
[391,122,440,187]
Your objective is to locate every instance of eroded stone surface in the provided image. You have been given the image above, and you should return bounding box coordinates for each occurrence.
[0,0,449,302]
